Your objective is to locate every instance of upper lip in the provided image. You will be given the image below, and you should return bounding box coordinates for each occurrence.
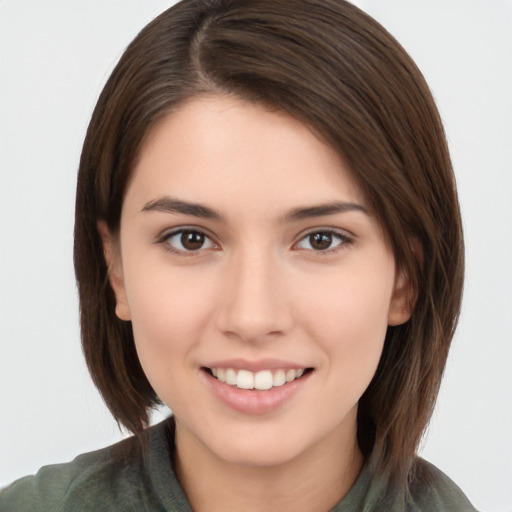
[203,358,311,372]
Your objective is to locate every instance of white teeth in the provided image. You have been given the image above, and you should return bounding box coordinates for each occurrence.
[209,367,307,390]
[285,369,296,382]
[236,369,254,389]
[254,370,273,390]
[225,368,237,385]
[272,369,286,387]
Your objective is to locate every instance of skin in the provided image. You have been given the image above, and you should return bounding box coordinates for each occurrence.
[101,95,411,511]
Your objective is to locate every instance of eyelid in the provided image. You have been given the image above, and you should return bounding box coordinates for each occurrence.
[155,226,220,254]
[293,228,353,252]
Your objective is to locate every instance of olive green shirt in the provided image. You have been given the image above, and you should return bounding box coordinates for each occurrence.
[0,418,476,511]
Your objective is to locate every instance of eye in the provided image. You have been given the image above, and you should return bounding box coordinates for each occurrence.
[162,229,217,253]
[295,230,350,252]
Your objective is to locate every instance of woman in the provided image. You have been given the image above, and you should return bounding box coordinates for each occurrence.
[0,0,476,510]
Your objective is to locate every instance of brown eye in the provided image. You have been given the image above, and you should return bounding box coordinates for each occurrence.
[181,231,205,250]
[309,232,333,250]
[295,230,348,252]
[164,229,216,253]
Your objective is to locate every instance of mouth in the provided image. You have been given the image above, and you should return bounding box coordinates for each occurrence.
[203,367,314,391]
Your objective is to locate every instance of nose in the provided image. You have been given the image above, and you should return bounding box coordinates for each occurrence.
[215,249,293,343]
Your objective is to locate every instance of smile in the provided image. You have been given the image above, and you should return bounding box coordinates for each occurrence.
[207,367,309,391]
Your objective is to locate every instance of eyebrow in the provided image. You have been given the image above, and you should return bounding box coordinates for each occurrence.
[141,196,224,221]
[284,201,368,222]
[141,196,367,222]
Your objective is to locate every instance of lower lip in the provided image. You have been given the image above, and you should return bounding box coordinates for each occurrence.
[201,369,312,415]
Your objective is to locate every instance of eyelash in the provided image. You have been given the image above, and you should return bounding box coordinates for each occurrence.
[156,228,352,255]
[294,229,352,253]
[156,228,219,255]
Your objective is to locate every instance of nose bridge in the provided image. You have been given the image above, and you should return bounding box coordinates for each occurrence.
[216,244,291,342]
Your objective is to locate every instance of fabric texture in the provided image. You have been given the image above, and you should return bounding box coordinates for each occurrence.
[0,418,476,511]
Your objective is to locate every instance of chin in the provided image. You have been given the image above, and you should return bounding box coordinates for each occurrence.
[216,440,305,468]
[201,422,322,469]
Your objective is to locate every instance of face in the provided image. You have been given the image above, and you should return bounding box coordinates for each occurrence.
[103,95,410,468]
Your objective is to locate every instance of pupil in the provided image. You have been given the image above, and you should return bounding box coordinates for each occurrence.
[181,231,204,250]
[310,232,332,250]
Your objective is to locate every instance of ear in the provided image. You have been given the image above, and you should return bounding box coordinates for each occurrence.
[97,221,131,321]
[388,239,422,326]
[387,269,413,326]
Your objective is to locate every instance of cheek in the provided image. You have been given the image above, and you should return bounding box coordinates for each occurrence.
[303,259,393,329]
[123,264,217,374]
[301,263,394,385]
[124,271,220,410]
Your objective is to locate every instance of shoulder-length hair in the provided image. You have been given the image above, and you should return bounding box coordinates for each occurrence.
[74,0,464,486]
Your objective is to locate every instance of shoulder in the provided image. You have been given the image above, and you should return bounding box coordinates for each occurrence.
[406,457,477,512]
[0,421,173,512]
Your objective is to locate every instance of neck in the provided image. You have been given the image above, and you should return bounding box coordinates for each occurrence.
[174,418,364,512]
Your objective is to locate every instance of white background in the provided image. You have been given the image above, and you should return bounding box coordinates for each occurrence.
[0,1,510,510]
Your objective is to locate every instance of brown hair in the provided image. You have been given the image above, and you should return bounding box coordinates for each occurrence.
[74,0,464,487]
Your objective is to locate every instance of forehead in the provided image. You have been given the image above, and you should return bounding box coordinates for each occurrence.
[125,95,365,217]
